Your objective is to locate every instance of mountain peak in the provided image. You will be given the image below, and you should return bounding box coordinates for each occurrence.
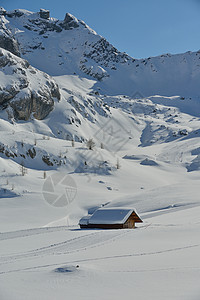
[0,7,6,14]
[0,8,200,97]
[39,8,50,20]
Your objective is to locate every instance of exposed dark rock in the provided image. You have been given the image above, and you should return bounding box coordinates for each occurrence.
[0,87,19,105]
[42,155,54,166]
[9,88,56,121]
[5,10,24,18]
[60,13,79,30]
[80,63,109,81]
[0,7,6,16]
[0,48,60,120]
[32,91,54,120]
[39,9,50,20]
[0,31,21,57]
[26,148,36,159]
[84,38,128,63]
[23,25,32,31]
[0,143,15,158]
[0,144,5,153]
[28,18,63,35]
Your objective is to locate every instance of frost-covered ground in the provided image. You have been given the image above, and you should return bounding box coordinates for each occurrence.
[0,73,200,299]
[0,190,200,300]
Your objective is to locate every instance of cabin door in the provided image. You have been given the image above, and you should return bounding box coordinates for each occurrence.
[125,220,135,228]
[127,220,135,228]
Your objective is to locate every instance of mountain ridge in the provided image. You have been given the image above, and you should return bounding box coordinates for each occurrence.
[0,8,200,97]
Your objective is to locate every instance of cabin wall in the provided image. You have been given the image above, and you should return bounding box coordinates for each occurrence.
[80,224,124,229]
[80,224,89,229]
[80,223,136,229]
[123,219,135,229]
[90,224,124,229]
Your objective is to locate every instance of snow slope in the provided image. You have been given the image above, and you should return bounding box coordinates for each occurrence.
[1,66,200,300]
[0,73,200,300]
[0,201,200,300]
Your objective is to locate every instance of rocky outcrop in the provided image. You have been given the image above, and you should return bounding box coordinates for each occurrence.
[9,89,55,120]
[0,8,133,80]
[39,9,50,20]
[83,38,133,68]
[0,7,6,15]
[80,63,109,81]
[4,9,24,18]
[3,10,80,37]
[0,48,60,120]
[0,15,20,56]
[59,13,79,30]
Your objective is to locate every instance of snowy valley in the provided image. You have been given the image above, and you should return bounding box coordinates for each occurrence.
[0,8,200,300]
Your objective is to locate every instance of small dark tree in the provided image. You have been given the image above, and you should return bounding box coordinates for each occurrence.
[20,161,27,176]
[86,138,95,150]
[116,158,120,170]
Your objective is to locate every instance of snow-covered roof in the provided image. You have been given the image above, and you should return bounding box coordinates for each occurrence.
[88,208,136,225]
[79,215,91,225]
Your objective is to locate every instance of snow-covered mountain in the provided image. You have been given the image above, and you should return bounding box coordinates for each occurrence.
[0,6,200,220]
[1,7,200,97]
[0,6,200,211]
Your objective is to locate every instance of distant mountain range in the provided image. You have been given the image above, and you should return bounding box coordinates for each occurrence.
[0,7,200,98]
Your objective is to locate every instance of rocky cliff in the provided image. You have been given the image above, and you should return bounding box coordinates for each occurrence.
[0,47,60,120]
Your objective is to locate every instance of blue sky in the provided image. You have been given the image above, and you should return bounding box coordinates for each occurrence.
[1,0,200,58]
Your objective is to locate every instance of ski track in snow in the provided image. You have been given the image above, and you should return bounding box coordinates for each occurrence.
[0,229,130,265]
[141,202,200,219]
[0,243,199,276]
[0,226,72,241]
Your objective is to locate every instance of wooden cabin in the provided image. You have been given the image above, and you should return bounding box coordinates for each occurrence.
[79,208,143,229]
